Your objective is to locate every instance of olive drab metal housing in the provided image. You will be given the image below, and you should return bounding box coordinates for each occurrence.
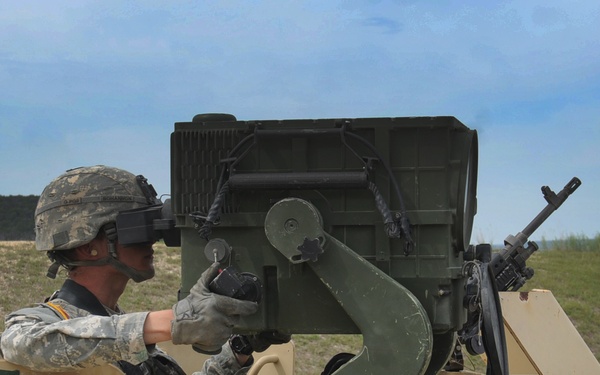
[170,115,480,374]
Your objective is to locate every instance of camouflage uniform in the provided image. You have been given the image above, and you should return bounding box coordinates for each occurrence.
[0,166,254,374]
[0,279,251,375]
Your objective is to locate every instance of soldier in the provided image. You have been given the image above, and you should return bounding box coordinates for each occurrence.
[0,165,282,374]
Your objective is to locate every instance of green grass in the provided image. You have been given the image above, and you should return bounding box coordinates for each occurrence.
[1,236,598,374]
[0,242,65,318]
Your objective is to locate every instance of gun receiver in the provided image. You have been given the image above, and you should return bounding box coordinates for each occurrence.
[490,177,582,291]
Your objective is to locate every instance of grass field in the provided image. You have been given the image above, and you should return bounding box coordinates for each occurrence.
[525,235,600,360]
[0,236,598,374]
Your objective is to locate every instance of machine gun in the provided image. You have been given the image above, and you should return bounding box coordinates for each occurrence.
[454,177,581,374]
[490,177,581,292]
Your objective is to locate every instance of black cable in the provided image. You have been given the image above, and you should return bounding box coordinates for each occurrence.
[198,181,230,239]
[344,130,414,254]
[368,182,400,238]
[195,132,255,239]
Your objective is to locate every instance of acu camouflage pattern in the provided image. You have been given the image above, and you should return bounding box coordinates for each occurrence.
[35,165,152,251]
[1,299,155,371]
[0,298,248,374]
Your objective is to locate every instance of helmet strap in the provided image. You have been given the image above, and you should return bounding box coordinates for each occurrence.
[46,258,62,279]
[103,223,155,283]
[45,251,112,279]
[104,240,155,283]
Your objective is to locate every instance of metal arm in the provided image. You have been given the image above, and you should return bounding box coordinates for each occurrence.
[264,198,433,375]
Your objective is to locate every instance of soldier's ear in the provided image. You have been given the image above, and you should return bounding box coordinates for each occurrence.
[75,240,104,260]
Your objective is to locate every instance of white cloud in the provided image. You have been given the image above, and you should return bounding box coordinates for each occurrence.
[0,0,598,241]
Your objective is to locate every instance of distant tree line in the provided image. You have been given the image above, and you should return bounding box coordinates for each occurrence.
[0,195,39,240]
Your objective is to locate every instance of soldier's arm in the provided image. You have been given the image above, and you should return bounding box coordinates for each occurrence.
[0,307,150,371]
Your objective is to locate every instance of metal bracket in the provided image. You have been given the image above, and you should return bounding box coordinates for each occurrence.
[265,198,433,374]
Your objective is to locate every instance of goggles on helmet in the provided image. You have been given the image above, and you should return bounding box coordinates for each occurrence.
[115,199,180,247]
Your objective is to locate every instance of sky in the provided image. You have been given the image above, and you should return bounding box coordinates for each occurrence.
[1,1,598,244]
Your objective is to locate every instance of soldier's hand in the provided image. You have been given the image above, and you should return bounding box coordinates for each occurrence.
[171,262,258,353]
[247,331,292,353]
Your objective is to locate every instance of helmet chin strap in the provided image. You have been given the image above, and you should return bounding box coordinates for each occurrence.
[103,222,155,283]
[104,239,155,283]
[45,223,155,283]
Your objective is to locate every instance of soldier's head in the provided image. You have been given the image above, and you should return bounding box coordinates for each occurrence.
[35,165,173,282]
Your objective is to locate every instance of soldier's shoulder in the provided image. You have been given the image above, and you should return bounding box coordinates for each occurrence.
[4,300,80,325]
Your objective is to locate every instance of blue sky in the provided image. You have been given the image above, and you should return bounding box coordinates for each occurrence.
[1,1,598,244]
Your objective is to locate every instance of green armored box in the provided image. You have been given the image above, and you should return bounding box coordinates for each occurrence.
[170,115,478,373]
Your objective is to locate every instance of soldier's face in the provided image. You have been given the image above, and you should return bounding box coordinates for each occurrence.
[116,241,155,274]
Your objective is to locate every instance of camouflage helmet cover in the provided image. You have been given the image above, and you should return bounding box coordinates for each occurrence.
[35,165,155,251]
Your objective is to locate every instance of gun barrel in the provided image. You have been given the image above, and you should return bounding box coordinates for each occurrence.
[521,177,581,239]
[521,204,557,239]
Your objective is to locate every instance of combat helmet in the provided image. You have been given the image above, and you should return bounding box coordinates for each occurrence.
[35,165,163,281]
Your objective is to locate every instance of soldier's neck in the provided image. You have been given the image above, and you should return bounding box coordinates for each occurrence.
[69,268,128,310]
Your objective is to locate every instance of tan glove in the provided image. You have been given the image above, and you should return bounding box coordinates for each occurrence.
[171,262,258,353]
